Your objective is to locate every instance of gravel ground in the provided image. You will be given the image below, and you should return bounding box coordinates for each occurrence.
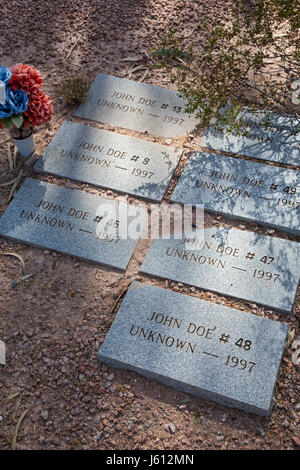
[0,0,299,451]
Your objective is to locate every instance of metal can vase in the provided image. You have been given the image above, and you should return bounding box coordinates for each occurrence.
[10,130,35,158]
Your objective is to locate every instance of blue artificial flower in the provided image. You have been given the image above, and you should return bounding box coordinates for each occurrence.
[0,86,28,118]
[0,66,12,84]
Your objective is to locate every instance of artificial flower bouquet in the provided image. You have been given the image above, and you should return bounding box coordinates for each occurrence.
[0,64,53,143]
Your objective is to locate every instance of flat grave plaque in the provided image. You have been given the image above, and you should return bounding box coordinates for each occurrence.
[200,110,300,166]
[0,178,145,271]
[98,281,289,415]
[171,151,300,235]
[140,227,300,313]
[75,73,199,138]
[34,121,182,202]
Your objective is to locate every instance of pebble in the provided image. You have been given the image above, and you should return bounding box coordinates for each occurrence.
[259,428,265,437]
[289,424,298,432]
[292,436,300,447]
[41,410,49,421]
[165,423,176,434]
[33,258,44,267]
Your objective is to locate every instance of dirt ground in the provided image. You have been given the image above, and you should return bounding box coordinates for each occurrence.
[0,0,299,451]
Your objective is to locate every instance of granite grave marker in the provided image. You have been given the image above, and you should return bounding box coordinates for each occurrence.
[34,121,182,202]
[200,109,300,166]
[140,227,300,313]
[75,73,199,138]
[171,151,300,235]
[98,281,289,415]
[0,178,145,270]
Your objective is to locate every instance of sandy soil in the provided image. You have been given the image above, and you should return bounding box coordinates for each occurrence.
[0,0,299,450]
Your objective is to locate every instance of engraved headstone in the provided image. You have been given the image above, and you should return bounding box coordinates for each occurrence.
[75,73,199,138]
[171,151,300,235]
[0,178,145,271]
[99,281,289,415]
[140,227,300,313]
[200,110,300,166]
[34,121,182,202]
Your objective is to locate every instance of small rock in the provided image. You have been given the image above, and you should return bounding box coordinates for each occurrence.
[289,423,298,432]
[292,436,300,447]
[282,419,289,428]
[41,410,49,421]
[33,258,44,267]
[165,423,176,434]
[0,341,6,365]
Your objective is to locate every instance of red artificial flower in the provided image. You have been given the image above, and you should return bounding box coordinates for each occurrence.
[23,89,53,127]
[9,63,43,96]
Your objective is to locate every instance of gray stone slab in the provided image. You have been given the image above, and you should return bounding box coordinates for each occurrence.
[98,281,289,415]
[171,151,300,235]
[200,110,300,166]
[140,227,300,313]
[34,121,182,202]
[75,73,199,138]
[0,178,145,271]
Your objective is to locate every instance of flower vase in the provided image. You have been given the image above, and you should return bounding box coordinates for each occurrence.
[10,127,35,158]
